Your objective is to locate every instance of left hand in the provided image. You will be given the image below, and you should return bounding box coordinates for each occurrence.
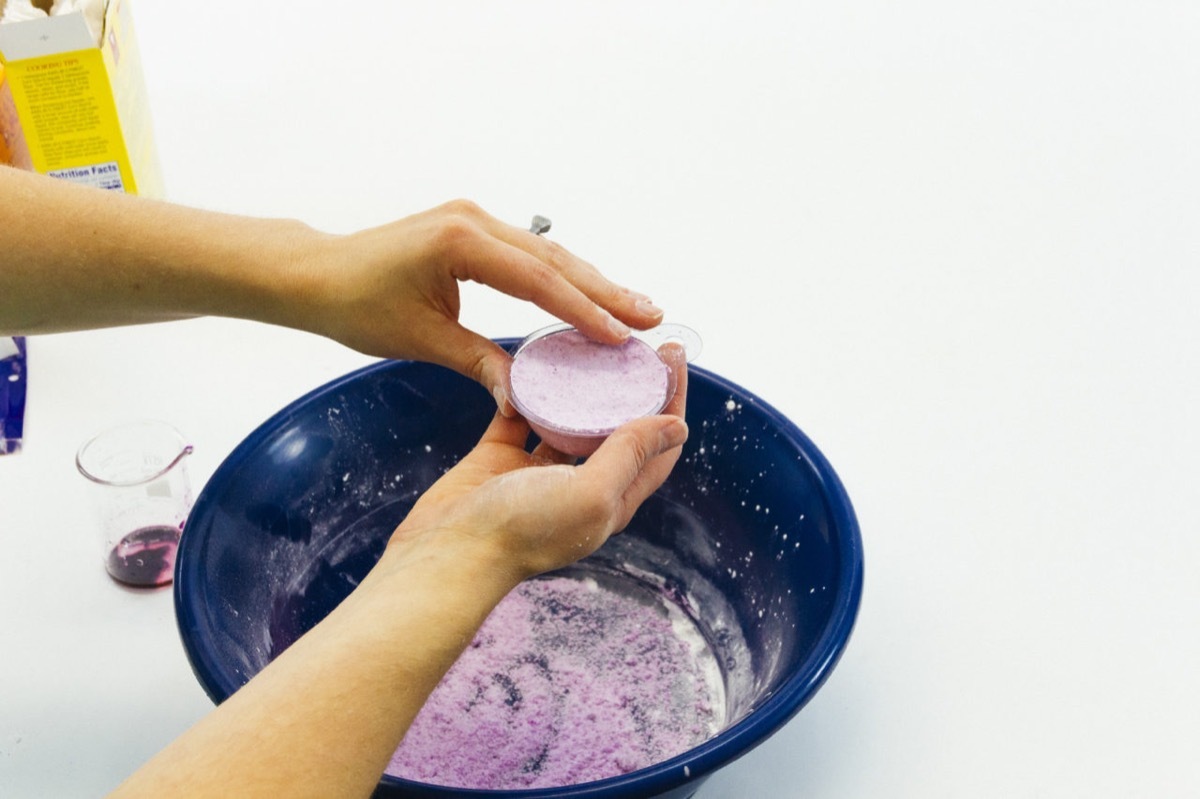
[378,345,689,583]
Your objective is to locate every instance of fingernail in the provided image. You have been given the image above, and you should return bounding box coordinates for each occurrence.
[660,418,689,450]
[635,298,663,319]
[659,343,688,370]
[607,314,632,340]
[494,386,515,417]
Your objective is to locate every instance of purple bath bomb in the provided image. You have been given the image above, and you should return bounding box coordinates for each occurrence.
[509,328,672,456]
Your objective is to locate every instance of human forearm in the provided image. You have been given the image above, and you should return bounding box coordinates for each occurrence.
[110,535,518,798]
[0,166,319,334]
[111,381,686,796]
[2,170,665,405]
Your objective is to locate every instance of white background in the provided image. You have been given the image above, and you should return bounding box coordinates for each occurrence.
[2,1,1199,796]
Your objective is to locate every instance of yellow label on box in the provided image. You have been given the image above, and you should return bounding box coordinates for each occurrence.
[5,48,132,189]
[0,0,162,196]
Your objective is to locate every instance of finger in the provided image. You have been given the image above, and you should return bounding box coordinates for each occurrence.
[508,233,665,332]
[591,345,689,529]
[415,320,518,416]
[658,342,689,420]
[449,234,634,344]
[605,347,690,528]
[580,414,689,526]
[613,414,688,529]
[471,214,665,332]
[613,419,686,529]
[474,408,534,449]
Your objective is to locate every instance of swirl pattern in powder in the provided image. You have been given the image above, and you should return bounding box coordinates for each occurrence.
[387,575,724,789]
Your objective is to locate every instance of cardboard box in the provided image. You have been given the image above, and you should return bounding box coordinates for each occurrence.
[0,0,162,195]
[0,60,33,167]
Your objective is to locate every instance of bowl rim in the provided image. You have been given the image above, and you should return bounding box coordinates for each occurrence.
[174,346,864,798]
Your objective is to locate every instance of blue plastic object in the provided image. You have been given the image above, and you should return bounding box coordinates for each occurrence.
[0,336,26,455]
[175,345,863,799]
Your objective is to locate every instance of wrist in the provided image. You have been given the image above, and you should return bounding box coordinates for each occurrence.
[208,218,333,331]
[367,525,525,609]
[106,203,332,330]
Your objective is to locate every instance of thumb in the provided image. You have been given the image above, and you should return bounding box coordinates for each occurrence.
[421,322,516,416]
[581,414,689,511]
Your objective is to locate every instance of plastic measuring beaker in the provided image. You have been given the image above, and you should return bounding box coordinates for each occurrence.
[76,420,194,587]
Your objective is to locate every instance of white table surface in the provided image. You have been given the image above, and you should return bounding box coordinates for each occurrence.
[3,2,1199,796]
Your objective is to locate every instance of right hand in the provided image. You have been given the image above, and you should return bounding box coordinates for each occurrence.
[297,200,665,413]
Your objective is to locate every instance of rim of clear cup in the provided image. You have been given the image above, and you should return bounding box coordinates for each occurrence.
[509,324,684,437]
[75,420,194,488]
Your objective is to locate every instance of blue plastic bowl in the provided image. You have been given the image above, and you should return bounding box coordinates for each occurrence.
[175,344,863,799]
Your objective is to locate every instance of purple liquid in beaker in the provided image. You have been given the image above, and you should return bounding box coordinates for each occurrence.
[106,525,181,587]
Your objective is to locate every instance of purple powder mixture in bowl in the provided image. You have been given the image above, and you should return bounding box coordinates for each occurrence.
[175,346,863,799]
[387,571,724,789]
